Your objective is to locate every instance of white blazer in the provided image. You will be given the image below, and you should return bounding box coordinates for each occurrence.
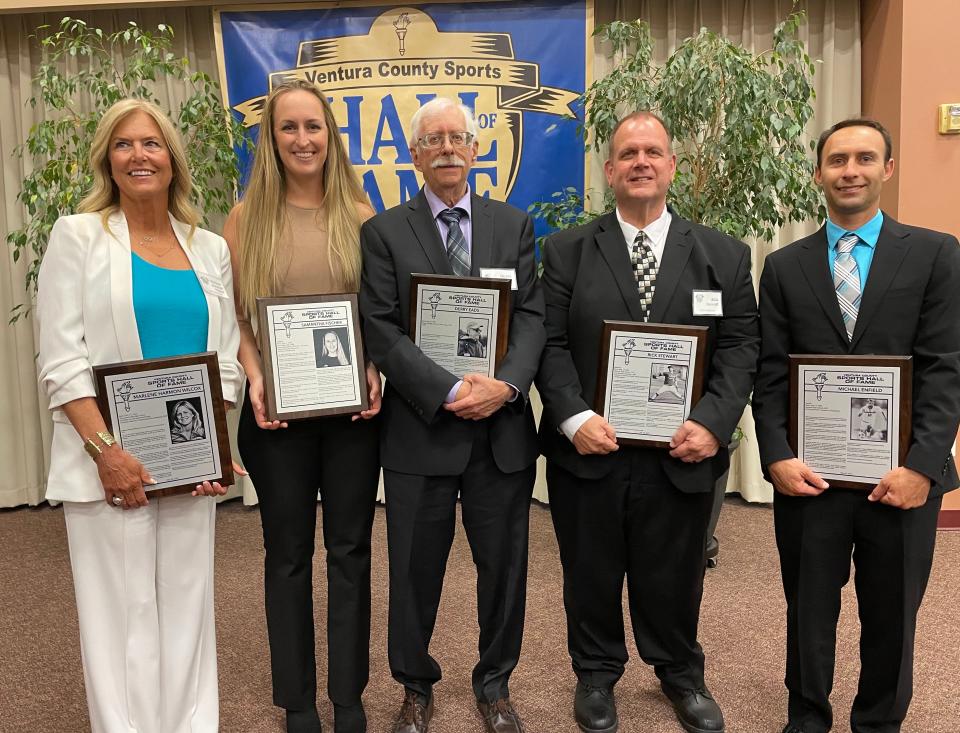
[36,211,244,503]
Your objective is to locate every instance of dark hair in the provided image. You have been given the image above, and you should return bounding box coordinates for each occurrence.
[816,118,893,167]
[608,111,673,153]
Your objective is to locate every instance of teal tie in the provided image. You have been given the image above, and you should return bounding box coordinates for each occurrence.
[834,232,861,341]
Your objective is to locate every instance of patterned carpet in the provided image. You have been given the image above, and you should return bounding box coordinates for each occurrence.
[1,498,958,732]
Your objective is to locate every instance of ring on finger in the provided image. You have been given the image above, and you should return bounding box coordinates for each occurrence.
[112,495,123,506]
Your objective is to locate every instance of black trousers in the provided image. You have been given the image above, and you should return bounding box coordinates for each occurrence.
[774,489,942,733]
[238,397,380,710]
[383,423,535,703]
[547,448,713,690]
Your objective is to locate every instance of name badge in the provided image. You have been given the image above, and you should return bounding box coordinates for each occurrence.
[692,290,723,316]
[479,267,518,290]
[196,271,228,299]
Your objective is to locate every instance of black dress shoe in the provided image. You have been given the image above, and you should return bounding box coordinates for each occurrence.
[781,726,804,733]
[660,682,724,733]
[574,683,618,733]
[334,702,367,733]
[287,706,322,733]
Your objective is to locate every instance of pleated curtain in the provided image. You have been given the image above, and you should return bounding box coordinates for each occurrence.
[0,1,859,507]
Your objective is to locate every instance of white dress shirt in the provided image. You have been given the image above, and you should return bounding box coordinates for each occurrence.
[559,206,673,442]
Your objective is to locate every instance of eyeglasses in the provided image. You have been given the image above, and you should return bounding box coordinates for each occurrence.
[417,131,475,149]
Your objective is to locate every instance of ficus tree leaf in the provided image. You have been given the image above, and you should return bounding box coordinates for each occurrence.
[6,17,252,323]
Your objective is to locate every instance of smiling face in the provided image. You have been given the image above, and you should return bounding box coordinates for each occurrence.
[815,125,894,228]
[605,115,676,220]
[175,404,194,426]
[411,104,477,204]
[108,111,173,205]
[272,89,329,183]
[323,332,338,354]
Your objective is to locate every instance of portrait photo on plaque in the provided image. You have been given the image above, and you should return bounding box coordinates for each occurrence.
[94,352,232,497]
[790,355,912,489]
[409,274,510,379]
[595,321,707,448]
[257,294,368,422]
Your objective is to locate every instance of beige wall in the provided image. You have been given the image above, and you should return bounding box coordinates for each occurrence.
[863,0,960,514]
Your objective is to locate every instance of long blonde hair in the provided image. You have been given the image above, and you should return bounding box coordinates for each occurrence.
[237,80,369,317]
[78,98,199,232]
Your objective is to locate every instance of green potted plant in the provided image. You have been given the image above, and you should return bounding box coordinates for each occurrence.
[6,17,250,322]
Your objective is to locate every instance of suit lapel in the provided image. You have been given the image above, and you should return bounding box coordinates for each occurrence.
[648,216,693,323]
[595,213,645,322]
[797,229,848,343]
[107,211,144,361]
[406,190,451,275]
[850,218,910,348]
[469,193,493,274]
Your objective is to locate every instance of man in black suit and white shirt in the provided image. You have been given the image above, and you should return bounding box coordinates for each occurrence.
[752,118,960,733]
[359,97,544,733]
[536,112,759,733]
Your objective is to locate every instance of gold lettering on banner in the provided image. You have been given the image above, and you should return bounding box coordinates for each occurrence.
[232,6,579,207]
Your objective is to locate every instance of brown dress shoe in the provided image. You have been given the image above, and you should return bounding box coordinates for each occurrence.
[393,690,433,733]
[477,698,524,733]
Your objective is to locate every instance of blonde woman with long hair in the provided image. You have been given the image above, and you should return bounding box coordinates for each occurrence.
[223,80,381,733]
[35,98,243,732]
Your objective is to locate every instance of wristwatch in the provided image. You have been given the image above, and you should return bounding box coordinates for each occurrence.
[83,430,117,460]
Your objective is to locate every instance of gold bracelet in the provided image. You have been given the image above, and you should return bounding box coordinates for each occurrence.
[82,431,116,461]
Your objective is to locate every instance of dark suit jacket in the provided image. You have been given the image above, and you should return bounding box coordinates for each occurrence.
[752,214,960,497]
[536,210,760,493]
[359,189,545,476]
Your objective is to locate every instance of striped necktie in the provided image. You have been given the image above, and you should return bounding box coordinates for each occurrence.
[834,231,861,341]
[438,208,470,277]
[632,231,658,322]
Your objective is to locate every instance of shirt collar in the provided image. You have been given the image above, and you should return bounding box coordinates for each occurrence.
[826,209,883,251]
[615,204,672,247]
[424,184,472,221]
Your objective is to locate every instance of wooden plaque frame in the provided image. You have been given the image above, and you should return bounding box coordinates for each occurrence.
[93,352,233,498]
[594,321,708,448]
[257,293,369,422]
[789,354,912,490]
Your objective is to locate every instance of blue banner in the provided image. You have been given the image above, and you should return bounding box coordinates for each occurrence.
[214,1,589,233]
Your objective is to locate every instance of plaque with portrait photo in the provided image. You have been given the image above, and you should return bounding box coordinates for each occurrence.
[594,321,708,448]
[409,274,510,379]
[93,352,233,498]
[257,293,368,422]
[789,355,912,489]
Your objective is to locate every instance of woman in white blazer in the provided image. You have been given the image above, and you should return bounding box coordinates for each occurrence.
[35,98,243,733]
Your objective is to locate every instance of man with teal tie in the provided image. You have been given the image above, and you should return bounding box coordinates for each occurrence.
[753,119,960,733]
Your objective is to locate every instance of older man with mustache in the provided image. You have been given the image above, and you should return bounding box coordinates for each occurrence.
[359,97,545,733]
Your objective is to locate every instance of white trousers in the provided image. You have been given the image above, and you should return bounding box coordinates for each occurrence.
[63,494,218,733]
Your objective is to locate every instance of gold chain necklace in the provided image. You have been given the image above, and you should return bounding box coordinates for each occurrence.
[136,232,177,258]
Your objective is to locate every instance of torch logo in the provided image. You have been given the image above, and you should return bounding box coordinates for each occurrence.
[393,13,411,56]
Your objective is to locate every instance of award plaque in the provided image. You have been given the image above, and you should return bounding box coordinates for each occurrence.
[93,352,233,498]
[594,321,708,448]
[789,355,912,489]
[257,293,368,421]
[409,274,511,379]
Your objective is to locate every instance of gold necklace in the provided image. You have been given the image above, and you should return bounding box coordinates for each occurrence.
[136,232,177,258]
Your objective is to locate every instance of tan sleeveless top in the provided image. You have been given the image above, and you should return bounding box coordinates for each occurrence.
[276,202,340,295]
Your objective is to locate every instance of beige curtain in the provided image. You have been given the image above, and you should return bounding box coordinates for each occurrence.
[0,8,259,506]
[0,1,858,507]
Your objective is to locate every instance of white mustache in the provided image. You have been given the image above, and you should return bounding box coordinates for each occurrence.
[431,156,465,169]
